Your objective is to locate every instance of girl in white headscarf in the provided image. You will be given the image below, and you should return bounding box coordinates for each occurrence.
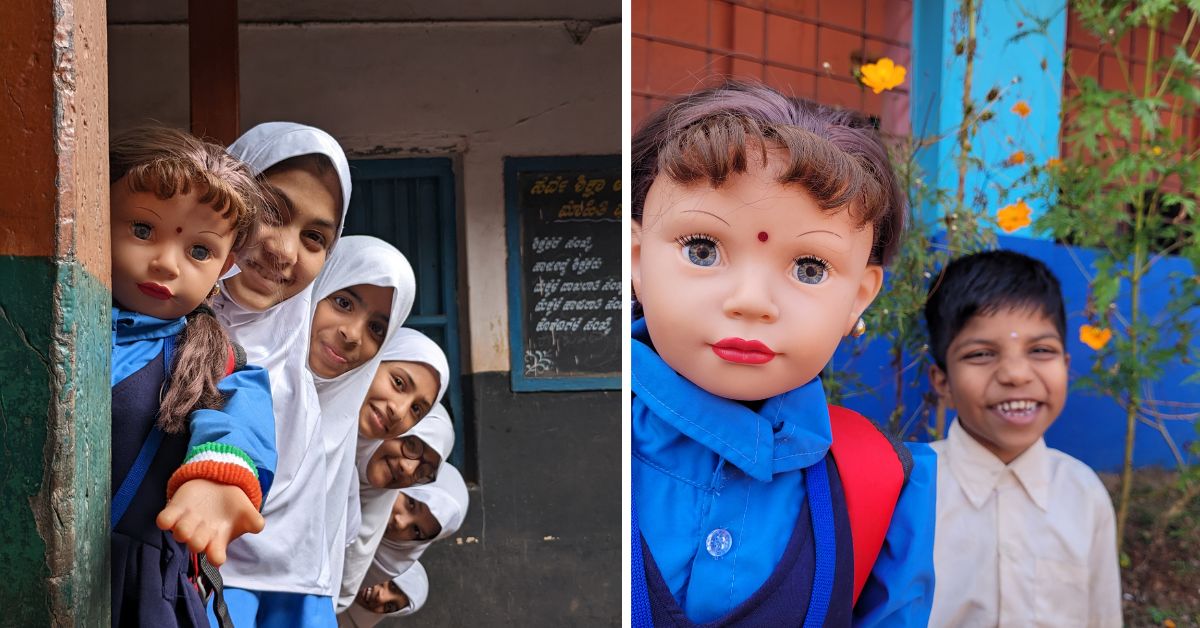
[212,122,354,626]
[339,380,452,614]
[308,236,417,604]
[370,462,469,586]
[339,562,429,628]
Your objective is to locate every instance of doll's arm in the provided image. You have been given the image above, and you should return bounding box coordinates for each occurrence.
[852,441,937,627]
[156,478,265,566]
[157,364,277,564]
[174,364,278,503]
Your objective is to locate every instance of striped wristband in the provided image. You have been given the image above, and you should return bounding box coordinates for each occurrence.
[167,442,263,510]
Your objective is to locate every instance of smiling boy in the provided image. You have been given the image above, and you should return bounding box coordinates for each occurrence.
[924,250,1121,627]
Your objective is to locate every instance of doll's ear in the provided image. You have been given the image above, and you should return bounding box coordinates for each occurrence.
[846,264,883,334]
[929,364,955,410]
[630,221,643,298]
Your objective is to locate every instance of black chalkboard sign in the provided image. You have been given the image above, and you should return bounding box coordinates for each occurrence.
[505,156,621,391]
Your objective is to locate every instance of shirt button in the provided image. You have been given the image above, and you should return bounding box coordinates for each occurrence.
[705,528,733,558]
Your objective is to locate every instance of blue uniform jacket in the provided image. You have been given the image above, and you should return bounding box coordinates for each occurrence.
[632,317,935,625]
[112,307,277,498]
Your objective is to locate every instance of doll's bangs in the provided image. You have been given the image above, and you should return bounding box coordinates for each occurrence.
[655,116,886,231]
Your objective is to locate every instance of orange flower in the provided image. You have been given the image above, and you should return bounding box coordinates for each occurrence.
[1009,150,1026,165]
[1045,157,1062,170]
[1152,145,1163,156]
[1079,325,1113,350]
[996,200,1032,232]
[860,57,907,94]
[1011,100,1031,117]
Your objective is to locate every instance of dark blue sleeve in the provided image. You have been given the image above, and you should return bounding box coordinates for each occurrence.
[187,364,278,499]
[852,441,936,627]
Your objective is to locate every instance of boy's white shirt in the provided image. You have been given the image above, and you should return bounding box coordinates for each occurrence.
[215,122,352,594]
[929,419,1122,628]
[310,235,417,598]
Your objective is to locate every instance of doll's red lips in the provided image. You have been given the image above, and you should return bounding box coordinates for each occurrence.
[711,337,776,364]
[137,282,173,300]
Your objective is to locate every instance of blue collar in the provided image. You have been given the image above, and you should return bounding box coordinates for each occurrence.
[112,306,187,345]
[631,317,831,481]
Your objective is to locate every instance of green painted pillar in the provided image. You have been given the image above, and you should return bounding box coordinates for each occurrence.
[0,0,110,624]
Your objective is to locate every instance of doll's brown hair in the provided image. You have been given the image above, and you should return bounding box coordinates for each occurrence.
[632,80,906,266]
[110,127,263,433]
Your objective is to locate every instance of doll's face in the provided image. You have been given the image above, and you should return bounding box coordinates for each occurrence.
[366,436,441,489]
[308,284,394,378]
[111,177,237,319]
[929,307,1069,463]
[359,361,441,439]
[225,167,339,310]
[384,492,442,542]
[631,155,883,401]
[355,578,410,614]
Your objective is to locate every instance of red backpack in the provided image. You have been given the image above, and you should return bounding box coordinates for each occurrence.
[826,404,914,605]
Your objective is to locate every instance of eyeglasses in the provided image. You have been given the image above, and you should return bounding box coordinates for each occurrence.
[399,437,438,485]
[400,436,425,460]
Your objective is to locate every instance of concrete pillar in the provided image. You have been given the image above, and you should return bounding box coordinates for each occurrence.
[911,0,1067,231]
[0,0,110,624]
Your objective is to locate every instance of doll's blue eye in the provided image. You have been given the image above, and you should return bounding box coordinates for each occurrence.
[681,238,719,267]
[794,257,829,284]
[131,223,152,240]
[189,245,212,261]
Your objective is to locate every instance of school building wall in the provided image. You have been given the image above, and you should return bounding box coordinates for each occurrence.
[107,1,620,624]
[634,0,1199,473]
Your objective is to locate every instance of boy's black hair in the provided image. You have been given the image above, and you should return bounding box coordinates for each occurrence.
[924,250,1067,370]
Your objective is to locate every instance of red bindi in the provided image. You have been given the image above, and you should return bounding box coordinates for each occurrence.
[176,227,182,234]
[757,231,768,242]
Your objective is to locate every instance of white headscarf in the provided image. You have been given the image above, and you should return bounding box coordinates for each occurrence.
[215,122,352,594]
[373,462,469,580]
[338,561,429,627]
[312,235,417,597]
[338,398,454,610]
[376,327,451,407]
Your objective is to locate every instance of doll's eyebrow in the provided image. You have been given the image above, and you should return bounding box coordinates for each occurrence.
[794,229,842,239]
[133,206,163,220]
[681,209,730,225]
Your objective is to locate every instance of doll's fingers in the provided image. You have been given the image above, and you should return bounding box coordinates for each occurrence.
[186,524,214,557]
[205,538,227,567]
[169,513,199,542]
[155,504,181,532]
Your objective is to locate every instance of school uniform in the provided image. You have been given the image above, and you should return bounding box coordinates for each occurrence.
[929,420,1122,627]
[631,317,936,626]
[213,122,353,627]
[111,307,276,627]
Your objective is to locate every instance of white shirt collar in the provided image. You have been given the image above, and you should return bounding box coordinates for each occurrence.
[945,419,1050,511]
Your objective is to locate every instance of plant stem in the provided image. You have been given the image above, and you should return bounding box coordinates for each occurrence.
[952,0,978,253]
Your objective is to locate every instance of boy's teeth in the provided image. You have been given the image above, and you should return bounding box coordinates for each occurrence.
[996,400,1037,413]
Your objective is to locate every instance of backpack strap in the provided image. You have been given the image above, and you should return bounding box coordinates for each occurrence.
[225,340,246,376]
[826,404,912,605]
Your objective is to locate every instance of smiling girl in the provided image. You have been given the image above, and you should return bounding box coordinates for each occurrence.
[108,127,276,627]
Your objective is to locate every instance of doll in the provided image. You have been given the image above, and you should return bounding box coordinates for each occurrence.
[109,127,276,627]
[630,81,936,626]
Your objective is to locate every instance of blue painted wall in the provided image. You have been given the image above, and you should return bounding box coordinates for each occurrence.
[838,0,1199,472]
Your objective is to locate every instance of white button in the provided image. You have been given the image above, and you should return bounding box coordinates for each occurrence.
[705,528,733,558]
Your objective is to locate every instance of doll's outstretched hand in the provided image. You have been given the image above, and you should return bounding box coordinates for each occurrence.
[156,478,265,566]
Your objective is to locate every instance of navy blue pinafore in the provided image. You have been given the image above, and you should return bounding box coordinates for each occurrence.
[634,456,855,627]
[110,346,209,627]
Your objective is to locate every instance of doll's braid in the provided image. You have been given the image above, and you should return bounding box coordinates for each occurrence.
[158,302,232,433]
